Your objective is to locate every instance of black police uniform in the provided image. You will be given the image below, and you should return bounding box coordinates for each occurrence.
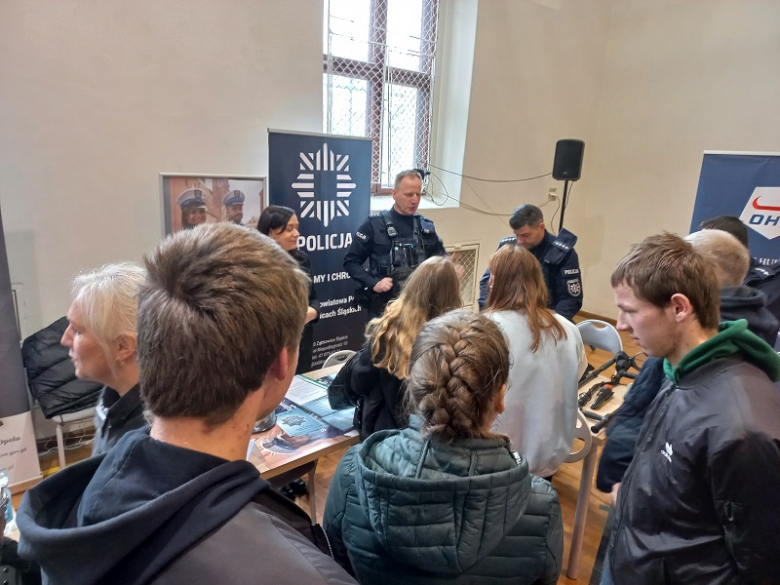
[478,228,583,321]
[745,258,780,342]
[344,207,446,316]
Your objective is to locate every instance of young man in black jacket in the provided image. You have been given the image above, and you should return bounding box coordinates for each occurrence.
[604,232,780,585]
[16,224,355,585]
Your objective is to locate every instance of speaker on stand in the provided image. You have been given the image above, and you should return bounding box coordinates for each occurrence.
[552,139,584,233]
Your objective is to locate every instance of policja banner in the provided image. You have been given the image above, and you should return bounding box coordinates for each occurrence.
[268,130,372,369]
[690,151,780,264]
[0,204,42,489]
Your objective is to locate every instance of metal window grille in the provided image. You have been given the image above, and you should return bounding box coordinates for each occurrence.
[446,243,480,308]
[323,0,440,192]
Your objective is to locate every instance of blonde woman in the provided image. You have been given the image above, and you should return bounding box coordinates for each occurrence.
[328,256,461,439]
[61,262,147,455]
[485,244,587,478]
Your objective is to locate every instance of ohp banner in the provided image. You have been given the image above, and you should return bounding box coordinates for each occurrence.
[690,151,780,264]
[0,205,41,488]
[268,130,372,368]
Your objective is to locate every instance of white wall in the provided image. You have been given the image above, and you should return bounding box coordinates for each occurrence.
[425,0,611,305]
[581,0,780,316]
[4,0,780,329]
[0,0,323,335]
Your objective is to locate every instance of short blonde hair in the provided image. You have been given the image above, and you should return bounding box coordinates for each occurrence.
[71,262,146,354]
[686,229,750,287]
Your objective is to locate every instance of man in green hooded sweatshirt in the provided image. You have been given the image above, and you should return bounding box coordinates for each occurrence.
[603,232,780,585]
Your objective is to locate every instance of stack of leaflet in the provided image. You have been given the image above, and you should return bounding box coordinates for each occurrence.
[279,375,355,437]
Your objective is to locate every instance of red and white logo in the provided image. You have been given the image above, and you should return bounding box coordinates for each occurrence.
[739,187,780,240]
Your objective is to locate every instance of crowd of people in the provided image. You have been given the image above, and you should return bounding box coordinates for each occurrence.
[5,168,780,585]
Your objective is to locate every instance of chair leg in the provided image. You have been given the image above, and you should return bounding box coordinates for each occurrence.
[56,422,66,469]
[308,460,318,524]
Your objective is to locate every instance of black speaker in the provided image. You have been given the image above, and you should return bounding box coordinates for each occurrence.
[552,139,585,181]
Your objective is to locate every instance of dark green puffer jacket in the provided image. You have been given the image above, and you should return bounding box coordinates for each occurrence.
[324,417,563,585]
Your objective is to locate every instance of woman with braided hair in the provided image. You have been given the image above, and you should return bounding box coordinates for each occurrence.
[485,243,587,479]
[327,255,462,439]
[324,309,564,584]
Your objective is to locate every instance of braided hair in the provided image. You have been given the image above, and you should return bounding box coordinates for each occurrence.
[406,309,510,443]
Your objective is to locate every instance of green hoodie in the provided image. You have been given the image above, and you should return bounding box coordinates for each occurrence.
[664,319,780,383]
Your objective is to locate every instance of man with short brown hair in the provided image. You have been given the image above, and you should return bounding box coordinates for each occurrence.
[603,232,780,584]
[17,223,356,585]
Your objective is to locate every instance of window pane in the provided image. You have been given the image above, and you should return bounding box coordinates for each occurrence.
[381,84,419,187]
[324,73,369,137]
[386,0,424,71]
[324,0,371,62]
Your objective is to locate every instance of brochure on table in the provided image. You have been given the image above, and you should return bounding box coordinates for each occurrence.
[247,375,355,472]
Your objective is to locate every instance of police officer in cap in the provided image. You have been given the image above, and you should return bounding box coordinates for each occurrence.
[478,204,583,320]
[344,169,446,317]
[177,188,207,230]
[223,189,245,224]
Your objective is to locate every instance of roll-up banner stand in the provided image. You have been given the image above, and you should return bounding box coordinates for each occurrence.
[690,151,780,263]
[268,130,372,368]
[0,205,42,491]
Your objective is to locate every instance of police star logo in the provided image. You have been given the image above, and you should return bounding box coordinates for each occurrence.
[291,142,356,227]
[567,279,581,297]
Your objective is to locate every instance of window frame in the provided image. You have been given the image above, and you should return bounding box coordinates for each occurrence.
[323,0,439,194]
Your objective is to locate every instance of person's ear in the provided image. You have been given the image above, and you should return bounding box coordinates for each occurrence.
[114,334,137,363]
[494,385,506,415]
[669,293,694,323]
[267,346,297,381]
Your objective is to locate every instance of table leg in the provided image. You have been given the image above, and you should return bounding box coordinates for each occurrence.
[567,446,598,579]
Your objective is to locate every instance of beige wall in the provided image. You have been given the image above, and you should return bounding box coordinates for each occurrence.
[425,0,611,307]
[3,0,780,332]
[0,0,323,335]
[580,0,780,316]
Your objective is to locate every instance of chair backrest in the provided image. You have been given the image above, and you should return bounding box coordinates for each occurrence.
[576,319,623,355]
[565,409,593,463]
[322,349,356,369]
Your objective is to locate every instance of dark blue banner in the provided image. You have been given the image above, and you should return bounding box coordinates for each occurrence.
[268,130,372,368]
[690,152,780,265]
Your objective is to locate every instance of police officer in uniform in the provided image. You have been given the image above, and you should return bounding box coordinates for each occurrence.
[478,204,583,321]
[222,189,245,224]
[177,188,208,230]
[344,169,446,317]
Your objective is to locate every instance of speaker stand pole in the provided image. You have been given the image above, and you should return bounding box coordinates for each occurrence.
[559,179,570,233]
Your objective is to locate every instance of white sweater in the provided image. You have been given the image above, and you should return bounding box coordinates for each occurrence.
[488,311,587,477]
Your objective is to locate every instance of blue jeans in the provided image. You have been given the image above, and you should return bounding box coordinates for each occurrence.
[600,548,614,585]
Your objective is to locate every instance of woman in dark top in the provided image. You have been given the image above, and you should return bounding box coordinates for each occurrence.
[60,262,147,455]
[258,205,319,374]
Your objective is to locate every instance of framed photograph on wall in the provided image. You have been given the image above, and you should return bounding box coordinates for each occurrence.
[160,173,267,235]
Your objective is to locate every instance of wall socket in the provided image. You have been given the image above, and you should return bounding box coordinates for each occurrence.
[548,187,558,201]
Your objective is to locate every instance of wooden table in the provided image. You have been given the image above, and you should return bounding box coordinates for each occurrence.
[566,377,628,580]
[246,365,358,520]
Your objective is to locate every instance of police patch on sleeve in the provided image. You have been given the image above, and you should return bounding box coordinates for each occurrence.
[355,231,368,242]
[567,279,582,297]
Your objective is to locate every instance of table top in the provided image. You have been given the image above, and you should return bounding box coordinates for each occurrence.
[247,364,358,480]
[580,374,629,446]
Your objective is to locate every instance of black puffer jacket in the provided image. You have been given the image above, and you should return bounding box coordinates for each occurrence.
[327,341,405,440]
[609,325,780,584]
[21,317,101,418]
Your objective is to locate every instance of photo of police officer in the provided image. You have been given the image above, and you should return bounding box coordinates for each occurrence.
[343,169,447,317]
[223,189,245,224]
[178,188,208,230]
[161,175,266,234]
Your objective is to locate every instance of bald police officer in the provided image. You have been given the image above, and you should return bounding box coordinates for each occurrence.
[478,204,583,321]
[223,189,245,224]
[344,169,446,317]
[177,188,207,230]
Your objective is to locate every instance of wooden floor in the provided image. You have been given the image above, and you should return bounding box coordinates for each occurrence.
[12,319,640,585]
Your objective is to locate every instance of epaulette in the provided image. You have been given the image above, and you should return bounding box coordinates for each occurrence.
[746,262,780,283]
[500,235,516,244]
